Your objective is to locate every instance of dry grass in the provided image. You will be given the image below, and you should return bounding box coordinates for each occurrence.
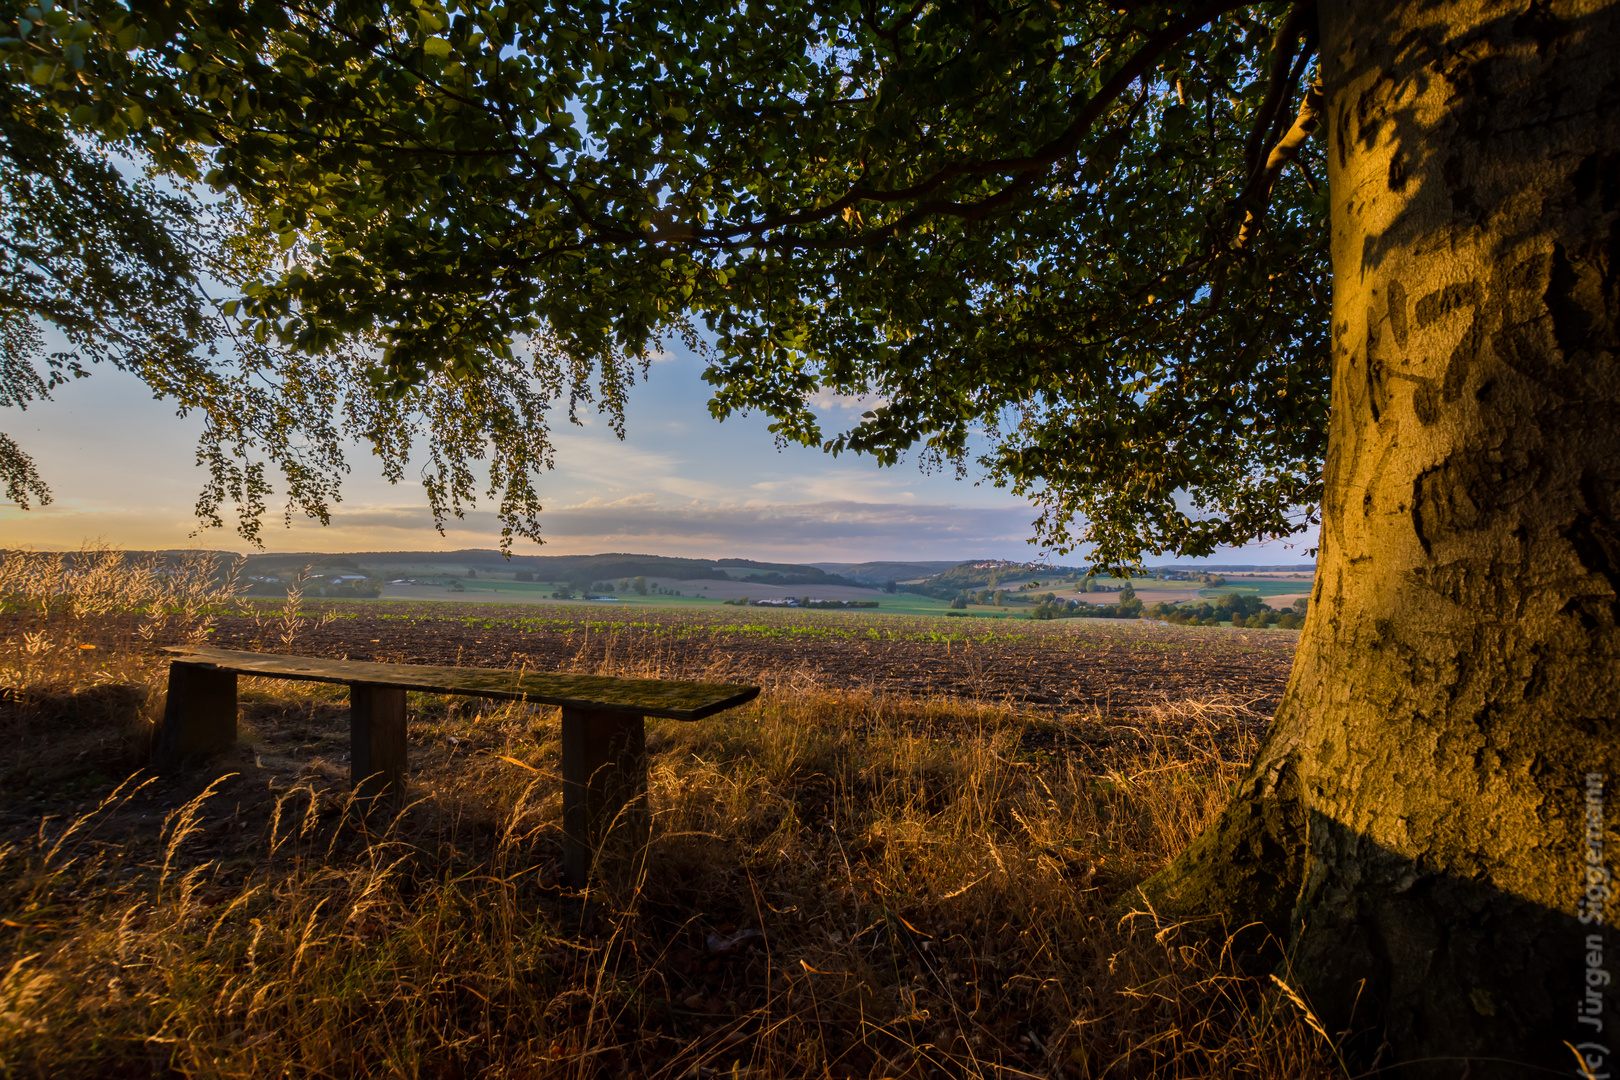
[0,544,243,774]
[0,545,341,761]
[0,549,1344,1079]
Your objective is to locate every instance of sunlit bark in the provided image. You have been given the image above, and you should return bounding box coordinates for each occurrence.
[1136,1,1620,1071]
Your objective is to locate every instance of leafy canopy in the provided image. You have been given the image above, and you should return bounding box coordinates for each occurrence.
[4,0,1327,567]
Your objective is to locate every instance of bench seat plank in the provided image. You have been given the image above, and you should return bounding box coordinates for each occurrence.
[161,646,759,720]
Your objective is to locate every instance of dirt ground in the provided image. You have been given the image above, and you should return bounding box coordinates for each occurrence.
[23,601,1298,717]
[0,596,1320,1080]
[0,601,1298,867]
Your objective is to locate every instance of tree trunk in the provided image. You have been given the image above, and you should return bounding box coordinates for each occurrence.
[1135,1,1620,1072]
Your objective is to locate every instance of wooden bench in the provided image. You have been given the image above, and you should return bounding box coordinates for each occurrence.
[155,645,759,886]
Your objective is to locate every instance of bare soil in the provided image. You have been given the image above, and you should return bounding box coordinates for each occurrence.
[0,601,1324,1079]
[0,601,1297,862]
[45,601,1300,717]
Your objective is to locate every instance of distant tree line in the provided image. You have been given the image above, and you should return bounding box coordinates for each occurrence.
[239,574,384,598]
[1022,589,1309,628]
[734,570,859,588]
[723,597,878,609]
[1149,593,1309,628]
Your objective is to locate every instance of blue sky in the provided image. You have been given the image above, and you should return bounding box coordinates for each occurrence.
[1,335,1319,565]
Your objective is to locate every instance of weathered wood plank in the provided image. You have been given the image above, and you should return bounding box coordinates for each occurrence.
[161,646,758,720]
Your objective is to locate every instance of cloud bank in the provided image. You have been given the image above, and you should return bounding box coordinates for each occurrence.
[273,494,1045,560]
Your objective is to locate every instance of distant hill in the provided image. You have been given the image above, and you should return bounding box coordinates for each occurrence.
[241,550,738,582]
[810,561,960,584]
[1150,564,1316,573]
[21,547,1312,587]
[707,559,864,588]
[919,560,1085,591]
[234,550,866,587]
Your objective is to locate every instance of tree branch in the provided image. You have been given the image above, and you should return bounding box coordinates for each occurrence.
[1235,74,1323,249]
[1241,2,1318,182]
[673,0,1252,245]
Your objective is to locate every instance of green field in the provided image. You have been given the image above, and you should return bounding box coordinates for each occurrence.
[299,559,1312,619]
[377,571,959,616]
[1194,580,1309,599]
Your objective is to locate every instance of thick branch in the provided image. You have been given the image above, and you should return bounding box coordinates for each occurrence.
[1235,76,1322,250]
[1241,3,1318,181]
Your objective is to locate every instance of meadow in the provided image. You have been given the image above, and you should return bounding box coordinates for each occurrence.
[0,547,1339,1078]
[380,578,961,617]
[1188,583,1307,602]
[372,568,1312,622]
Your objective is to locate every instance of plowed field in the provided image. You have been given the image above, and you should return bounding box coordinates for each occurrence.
[123,601,1299,717]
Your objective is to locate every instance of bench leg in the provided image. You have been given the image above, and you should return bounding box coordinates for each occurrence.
[155,662,238,768]
[351,684,408,805]
[561,708,648,888]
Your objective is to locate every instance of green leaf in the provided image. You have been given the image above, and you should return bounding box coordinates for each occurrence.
[4,0,1325,563]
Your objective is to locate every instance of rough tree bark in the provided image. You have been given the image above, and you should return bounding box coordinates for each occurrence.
[1135,1,1620,1072]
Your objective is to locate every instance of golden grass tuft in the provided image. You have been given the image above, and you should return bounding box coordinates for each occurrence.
[0,551,1343,1078]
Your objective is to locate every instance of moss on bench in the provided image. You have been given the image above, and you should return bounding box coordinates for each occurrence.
[161,646,758,720]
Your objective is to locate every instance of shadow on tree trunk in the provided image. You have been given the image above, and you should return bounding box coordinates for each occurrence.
[1124,792,1604,1078]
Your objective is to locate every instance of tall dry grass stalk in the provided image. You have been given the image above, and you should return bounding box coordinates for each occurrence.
[0,544,244,767]
[0,656,1344,1078]
[0,542,240,689]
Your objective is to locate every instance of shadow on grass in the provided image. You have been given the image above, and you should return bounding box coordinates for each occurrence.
[0,668,1351,1079]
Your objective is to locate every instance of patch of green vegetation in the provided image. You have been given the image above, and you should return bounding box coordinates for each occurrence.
[382,577,959,616]
[335,599,1276,655]
[1193,580,1305,599]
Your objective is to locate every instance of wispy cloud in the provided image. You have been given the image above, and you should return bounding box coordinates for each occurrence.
[538,495,1036,556]
[2,356,1315,565]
